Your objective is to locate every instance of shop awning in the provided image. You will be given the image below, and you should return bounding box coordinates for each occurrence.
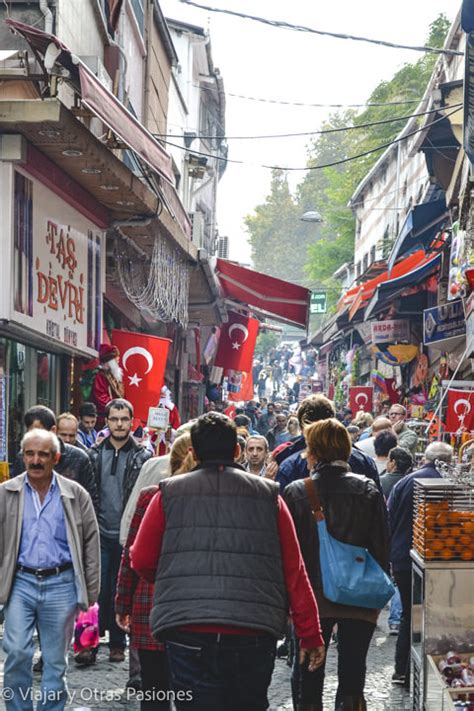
[5,19,175,185]
[365,252,442,320]
[387,197,448,271]
[215,259,310,328]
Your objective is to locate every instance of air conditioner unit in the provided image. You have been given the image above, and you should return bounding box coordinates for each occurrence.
[217,236,229,259]
[80,56,113,92]
[190,211,205,248]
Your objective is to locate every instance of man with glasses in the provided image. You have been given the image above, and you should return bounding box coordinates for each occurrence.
[388,405,418,455]
[0,429,99,710]
[87,398,151,664]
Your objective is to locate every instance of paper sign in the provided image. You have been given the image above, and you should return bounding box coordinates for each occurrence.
[147,407,170,430]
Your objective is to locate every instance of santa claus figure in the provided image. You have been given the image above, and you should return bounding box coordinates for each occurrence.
[92,344,125,422]
[151,386,182,456]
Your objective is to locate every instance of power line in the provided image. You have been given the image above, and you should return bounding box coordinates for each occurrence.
[160,108,460,172]
[178,0,463,56]
[193,84,426,108]
[156,104,460,141]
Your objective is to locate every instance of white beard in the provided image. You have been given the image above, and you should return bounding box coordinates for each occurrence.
[108,358,123,383]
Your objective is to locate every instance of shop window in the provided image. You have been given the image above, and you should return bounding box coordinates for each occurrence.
[36,351,58,410]
[13,172,33,316]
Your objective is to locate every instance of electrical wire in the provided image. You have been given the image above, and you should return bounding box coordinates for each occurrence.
[178,0,463,56]
[157,104,461,141]
[193,84,426,108]
[160,108,460,172]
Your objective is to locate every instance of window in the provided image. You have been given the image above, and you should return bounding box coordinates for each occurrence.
[370,245,376,264]
[362,253,369,273]
[130,0,144,35]
[356,219,362,242]
[356,261,362,277]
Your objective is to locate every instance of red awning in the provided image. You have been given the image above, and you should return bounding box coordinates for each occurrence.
[215,259,310,328]
[6,19,174,185]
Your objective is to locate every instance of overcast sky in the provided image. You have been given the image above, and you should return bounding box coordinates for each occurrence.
[161,0,461,264]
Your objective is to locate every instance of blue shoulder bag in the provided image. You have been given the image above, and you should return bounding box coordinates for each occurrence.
[303,478,394,610]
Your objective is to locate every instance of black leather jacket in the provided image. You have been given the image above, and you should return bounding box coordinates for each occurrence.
[88,437,151,512]
[283,462,389,616]
[12,440,99,512]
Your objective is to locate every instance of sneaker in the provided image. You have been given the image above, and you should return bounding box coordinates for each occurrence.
[389,624,400,636]
[74,649,97,666]
[109,648,125,663]
[33,656,43,673]
[276,641,288,658]
[392,672,406,685]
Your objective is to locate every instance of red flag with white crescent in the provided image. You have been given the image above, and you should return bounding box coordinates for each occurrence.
[214,312,259,372]
[445,389,474,433]
[111,329,171,423]
[228,371,254,402]
[349,386,373,417]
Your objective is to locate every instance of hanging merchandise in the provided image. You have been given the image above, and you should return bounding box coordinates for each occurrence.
[447,222,468,300]
[351,348,361,385]
[349,386,373,417]
[214,312,260,372]
[115,233,190,328]
[228,370,254,402]
[373,344,419,366]
[445,389,474,434]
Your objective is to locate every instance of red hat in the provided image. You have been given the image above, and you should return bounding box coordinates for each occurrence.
[99,343,120,363]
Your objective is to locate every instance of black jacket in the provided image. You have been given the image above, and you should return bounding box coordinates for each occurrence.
[283,463,389,620]
[387,462,441,572]
[12,440,98,511]
[88,436,151,512]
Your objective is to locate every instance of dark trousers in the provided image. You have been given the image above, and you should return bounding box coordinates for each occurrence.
[138,649,171,711]
[292,618,375,708]
[164,630,276,710]
[394,570,412,679]
[99,536,125,650]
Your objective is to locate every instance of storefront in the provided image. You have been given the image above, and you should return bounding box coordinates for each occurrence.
[0,160,104,467]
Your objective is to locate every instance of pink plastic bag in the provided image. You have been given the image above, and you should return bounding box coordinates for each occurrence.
[73,603,99,653]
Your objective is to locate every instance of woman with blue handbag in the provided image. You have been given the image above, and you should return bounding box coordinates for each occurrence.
[284,418,391,711]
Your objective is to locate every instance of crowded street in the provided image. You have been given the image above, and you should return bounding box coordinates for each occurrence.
[1,1,474,711]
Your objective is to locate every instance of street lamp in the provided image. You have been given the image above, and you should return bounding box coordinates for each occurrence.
[301,210,323,223]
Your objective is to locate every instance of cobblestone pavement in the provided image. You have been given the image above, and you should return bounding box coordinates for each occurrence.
[1,611,412,710]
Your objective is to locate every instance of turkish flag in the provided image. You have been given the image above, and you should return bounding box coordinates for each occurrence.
[349,386,373,417]
[385,379,399,404]
[228,371,254,402]
[111,329,171,423]
[445,389,474,433]
[214,312,259,372]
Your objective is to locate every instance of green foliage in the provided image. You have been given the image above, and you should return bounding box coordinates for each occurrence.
[244,14,450,308]
[254,330,280,357]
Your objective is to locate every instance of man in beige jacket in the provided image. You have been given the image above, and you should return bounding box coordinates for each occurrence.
[0,429,100,711]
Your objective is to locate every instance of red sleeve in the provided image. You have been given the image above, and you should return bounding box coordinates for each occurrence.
[115,488,157,613]
[130,491,166,582]
[92,372,110,412]
[277,495,324,649]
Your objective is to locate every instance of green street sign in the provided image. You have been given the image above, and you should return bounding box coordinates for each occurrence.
[310,291,327,314]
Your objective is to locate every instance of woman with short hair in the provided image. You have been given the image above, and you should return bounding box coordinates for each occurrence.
[284,418,389,711]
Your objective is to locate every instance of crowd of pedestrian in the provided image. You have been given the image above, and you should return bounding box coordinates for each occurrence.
[0,380,452,711]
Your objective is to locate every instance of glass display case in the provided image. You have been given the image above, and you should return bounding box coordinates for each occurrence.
[410,550,474,710]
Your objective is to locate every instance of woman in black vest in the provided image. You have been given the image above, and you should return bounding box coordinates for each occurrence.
[283,418,390,711]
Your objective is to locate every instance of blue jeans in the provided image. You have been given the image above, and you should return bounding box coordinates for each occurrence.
[3,568,77,711]
[99,536,125,650]
[164,631,276,710]
[388,586,402,626]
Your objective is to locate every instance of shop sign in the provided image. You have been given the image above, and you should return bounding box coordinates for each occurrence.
[310,291,327,314]
[8,168,103,356]
[370,319,410,344]
[423,300,465,346]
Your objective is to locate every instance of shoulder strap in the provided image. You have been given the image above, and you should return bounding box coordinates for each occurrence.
[303,477,324,522]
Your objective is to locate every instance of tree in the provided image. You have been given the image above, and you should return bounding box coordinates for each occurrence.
[254,330,280,358]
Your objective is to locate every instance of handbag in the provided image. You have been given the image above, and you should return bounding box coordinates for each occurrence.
[303,478,395,609]
[73,603,100,654]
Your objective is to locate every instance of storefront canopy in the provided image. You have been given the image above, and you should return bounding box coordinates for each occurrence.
[365,252,441,320]
[5,19,175,186]
[387,197,448,271]
[215,259,310,328]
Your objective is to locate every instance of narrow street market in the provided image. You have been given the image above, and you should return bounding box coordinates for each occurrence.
[0,1,473,710]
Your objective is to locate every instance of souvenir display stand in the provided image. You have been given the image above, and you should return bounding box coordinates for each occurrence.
[410,478,474,710]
